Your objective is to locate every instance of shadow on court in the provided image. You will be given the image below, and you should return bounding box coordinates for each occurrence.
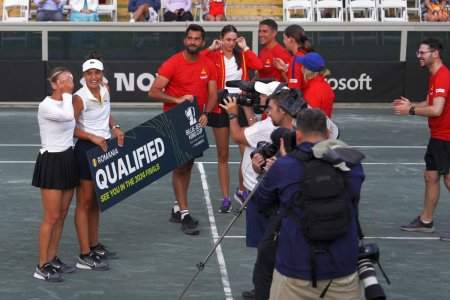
[1,106,450,299]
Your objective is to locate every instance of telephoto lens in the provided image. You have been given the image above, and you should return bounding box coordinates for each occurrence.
[357,258,386,300]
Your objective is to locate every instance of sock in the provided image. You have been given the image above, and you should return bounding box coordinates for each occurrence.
[80,252,90,258]
[223,197,230,202]
[129,19,135,22]
[421,219,431,224]
[173,201,180,213]
[180,210,189,220]
[90,243,100,250]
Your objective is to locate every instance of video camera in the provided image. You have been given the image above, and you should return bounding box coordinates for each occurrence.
[357,243,390,300]
[218,78,276,113]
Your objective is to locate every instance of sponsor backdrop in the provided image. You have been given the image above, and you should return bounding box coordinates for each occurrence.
[86,99,209,212]
[0,61,46,101]
[3,61,445,103]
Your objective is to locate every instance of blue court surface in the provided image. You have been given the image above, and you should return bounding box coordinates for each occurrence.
[1,105,450,300]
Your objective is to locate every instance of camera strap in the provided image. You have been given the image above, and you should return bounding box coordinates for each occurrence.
[319,279,333,298]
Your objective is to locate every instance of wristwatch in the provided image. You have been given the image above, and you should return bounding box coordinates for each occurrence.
[409,106,415,115]
[229,113,237,120]
[202,112,211,117]
[112,124,120,130]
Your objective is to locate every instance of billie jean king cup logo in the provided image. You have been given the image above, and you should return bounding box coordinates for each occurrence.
[185,107,197,126]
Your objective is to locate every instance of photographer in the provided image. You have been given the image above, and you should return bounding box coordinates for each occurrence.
[220,84,301,299]
[253,108,365,300]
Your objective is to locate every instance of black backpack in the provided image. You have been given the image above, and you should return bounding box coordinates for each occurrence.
[283,149,358,290]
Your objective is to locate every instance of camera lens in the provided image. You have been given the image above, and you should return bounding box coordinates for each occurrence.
[357,258,386,300]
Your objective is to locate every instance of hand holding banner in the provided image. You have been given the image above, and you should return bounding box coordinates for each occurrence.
[87,99,209,212]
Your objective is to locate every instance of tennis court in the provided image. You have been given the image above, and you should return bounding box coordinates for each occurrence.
[1,105,450,299]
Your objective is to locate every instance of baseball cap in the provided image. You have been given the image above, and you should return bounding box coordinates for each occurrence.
[254,81,287,96]
[82,59,104,72]
[295,52,325,72]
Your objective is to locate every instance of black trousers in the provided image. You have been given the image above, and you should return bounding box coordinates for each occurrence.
[252,214,281,300]
[164,11,193,21]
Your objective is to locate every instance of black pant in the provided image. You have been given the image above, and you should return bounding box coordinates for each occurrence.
[164,11,193,21]
[252,214,281,300]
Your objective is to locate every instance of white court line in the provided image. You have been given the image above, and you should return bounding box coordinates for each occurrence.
[0,161,35,163]
[0,144,427,149]
[0,144,40,146]
[0,161,426,165]
[197,162,233,300]
[222,235,439,240]
[196,162,425,165]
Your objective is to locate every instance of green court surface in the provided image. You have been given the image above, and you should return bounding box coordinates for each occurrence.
[1,106,450,300]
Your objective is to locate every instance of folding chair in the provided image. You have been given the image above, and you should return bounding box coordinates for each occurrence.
[2,0,29,22]
[283,0,315,22]
[98,0,118,21]
[379,0,408,21]
[347,0,378,21]
[316,0,345,21]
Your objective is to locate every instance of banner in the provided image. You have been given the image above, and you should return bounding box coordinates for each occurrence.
[86,100,209,212]
[46,61,161,102]
[1,61,46,101]
[2,61,448,103]
[326,62,405,103]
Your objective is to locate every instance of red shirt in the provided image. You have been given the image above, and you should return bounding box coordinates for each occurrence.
[288,50,307,90]
[258,43,291,82]
[428,64,450,140]
[158,52,217,112]
[303,76,335,118]
[209,0,224,15]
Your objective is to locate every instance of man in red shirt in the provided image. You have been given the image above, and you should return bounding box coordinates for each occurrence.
[296,52,335,117]
[149,24,218,235]
[256,19,292,83]
[393,38,450,235]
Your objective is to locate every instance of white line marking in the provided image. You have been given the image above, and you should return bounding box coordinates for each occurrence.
[196,162,426,165]
[0,161,35,163]
[197,162,233,300]
[0,144,40,146]
[364,236,439,240]
[352,146,426,149]
[0,161,426,166]
[207,145,422,149]
[0,144,426,149]
[363,163,425,165]
[222,235,439,240]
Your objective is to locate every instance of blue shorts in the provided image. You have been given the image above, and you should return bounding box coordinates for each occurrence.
[74,139,98,180]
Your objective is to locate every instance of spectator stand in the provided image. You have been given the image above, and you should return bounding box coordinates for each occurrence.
[26,0,117,20]
[226,0,282,21]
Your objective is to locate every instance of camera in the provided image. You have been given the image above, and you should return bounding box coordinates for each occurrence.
[218,89,260,107]
[218,79,277,113]
[250,127,296,170]
[357,243,387,300]
[250,141,278,161]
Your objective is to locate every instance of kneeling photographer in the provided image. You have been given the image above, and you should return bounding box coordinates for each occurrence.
[253,108,367,300]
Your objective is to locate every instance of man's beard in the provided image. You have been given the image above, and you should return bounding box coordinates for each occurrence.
[186,46,201,54]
